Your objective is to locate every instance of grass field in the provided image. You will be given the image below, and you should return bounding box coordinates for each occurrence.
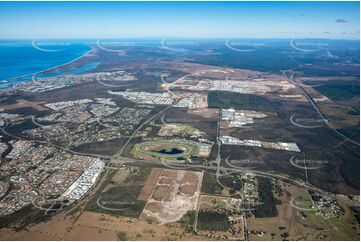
[85,166,151,218]
[319,102,360,130]
[292,195,314,211]
[132,140,199,161]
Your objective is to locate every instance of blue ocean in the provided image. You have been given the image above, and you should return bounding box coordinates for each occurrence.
[0,40,98,88]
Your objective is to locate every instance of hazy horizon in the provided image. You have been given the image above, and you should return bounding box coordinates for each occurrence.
[0,37,360,41]
[0,1,359,39]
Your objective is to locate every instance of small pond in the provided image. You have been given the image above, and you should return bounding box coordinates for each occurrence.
[153,148,184,155]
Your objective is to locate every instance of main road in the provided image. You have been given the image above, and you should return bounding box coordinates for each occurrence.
[108,155,335,198]
[287,73,359,146]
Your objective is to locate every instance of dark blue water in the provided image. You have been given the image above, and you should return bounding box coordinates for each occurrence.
[0,40,95,88]
[156,148,184,155]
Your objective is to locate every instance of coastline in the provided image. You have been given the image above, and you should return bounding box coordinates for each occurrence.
[2,45,95,85]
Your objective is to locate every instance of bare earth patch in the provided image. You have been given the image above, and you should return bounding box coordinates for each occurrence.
[140,169,203,224]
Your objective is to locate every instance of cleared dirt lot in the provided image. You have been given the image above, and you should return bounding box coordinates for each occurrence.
[0,99,48,111]
[140,169,203,224]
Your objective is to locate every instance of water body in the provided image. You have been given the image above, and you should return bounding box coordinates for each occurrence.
[35,62,100,79]
[155,148,184,155]
[0,40,95,88]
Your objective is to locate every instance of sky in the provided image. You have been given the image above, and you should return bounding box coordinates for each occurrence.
[0,1,359,39]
